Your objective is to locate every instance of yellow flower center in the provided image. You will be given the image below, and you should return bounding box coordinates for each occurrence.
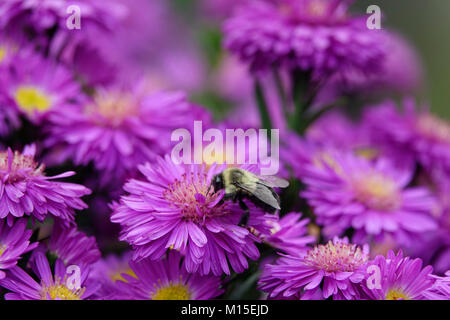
[353,173,400,211]
[385,289,410,300]
[14,86,52,114]
[0,47,6,63]
[110,268,137,283]
[40,276,85,300]
[307,223,321,240]
[354,147,380,160]
[151,282,191,300]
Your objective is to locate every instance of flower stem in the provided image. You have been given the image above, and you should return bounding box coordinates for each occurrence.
[273,69,289,120]
[254,80,273,135]
[301,98,347,132]
[289,70,310,134]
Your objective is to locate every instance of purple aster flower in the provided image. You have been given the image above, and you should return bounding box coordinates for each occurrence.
[0,50,83,125]
[0,219,38,279]
[259,237,369,300]
[363,99,450,176]
[300,150,437,245]
[210,55,259,129]
[111,156,275,276]
[262,212,316,255]
[306,111,364,150]
[0,145,90,226]
[362,250,436,300]
[0,0,122,44]
[317,32,423,99]
[0,251,99,300]
[88,252,136,300]
[223,0,385,75]
[115,252,223,300]
[281,132,316,176]
[31,222,100,267]
[45,85,210,186]
[305,112,402,163]
[302,111,412,167]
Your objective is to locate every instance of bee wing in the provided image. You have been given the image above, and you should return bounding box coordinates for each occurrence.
[257,175,290,188]
[235,181,281,210]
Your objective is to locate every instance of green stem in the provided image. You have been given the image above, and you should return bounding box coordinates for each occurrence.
[227,271,262,300]
[273,69,289,120]
[254,80,273,134]
[300,98,347,133]
[289,70,311,133]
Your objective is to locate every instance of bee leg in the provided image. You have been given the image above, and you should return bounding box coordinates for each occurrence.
[238,197,250,227]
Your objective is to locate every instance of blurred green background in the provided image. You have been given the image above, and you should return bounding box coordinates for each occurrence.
[354,0,450,119]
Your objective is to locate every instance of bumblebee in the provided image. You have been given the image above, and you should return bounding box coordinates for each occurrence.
[209,168,289,226]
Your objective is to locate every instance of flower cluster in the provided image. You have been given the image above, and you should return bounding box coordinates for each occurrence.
[223,0,385,76]
[111,157,273,276]
[0,0,448,302]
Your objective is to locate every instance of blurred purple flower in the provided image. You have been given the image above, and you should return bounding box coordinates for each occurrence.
[200,0,243,20]
[419,271,450,300]
[300,150,437,245]
[304,111,414,166]
[0,145,90,226]
[0,251,99,300]
[259,237,369,300]
[315,32,423,101]
[45,85,210,186]
[223,0,385,76]
[58,0,206,90]
[262,212,315,255]
[363,99,450,176]
[31,222,100,267]
[0,219,38,279]
[306,111,368,150]
[115,252,223,300]
[0,50,83,125]
[0,94,20,137]
[0,0,122,41]
[88,252,136,300]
